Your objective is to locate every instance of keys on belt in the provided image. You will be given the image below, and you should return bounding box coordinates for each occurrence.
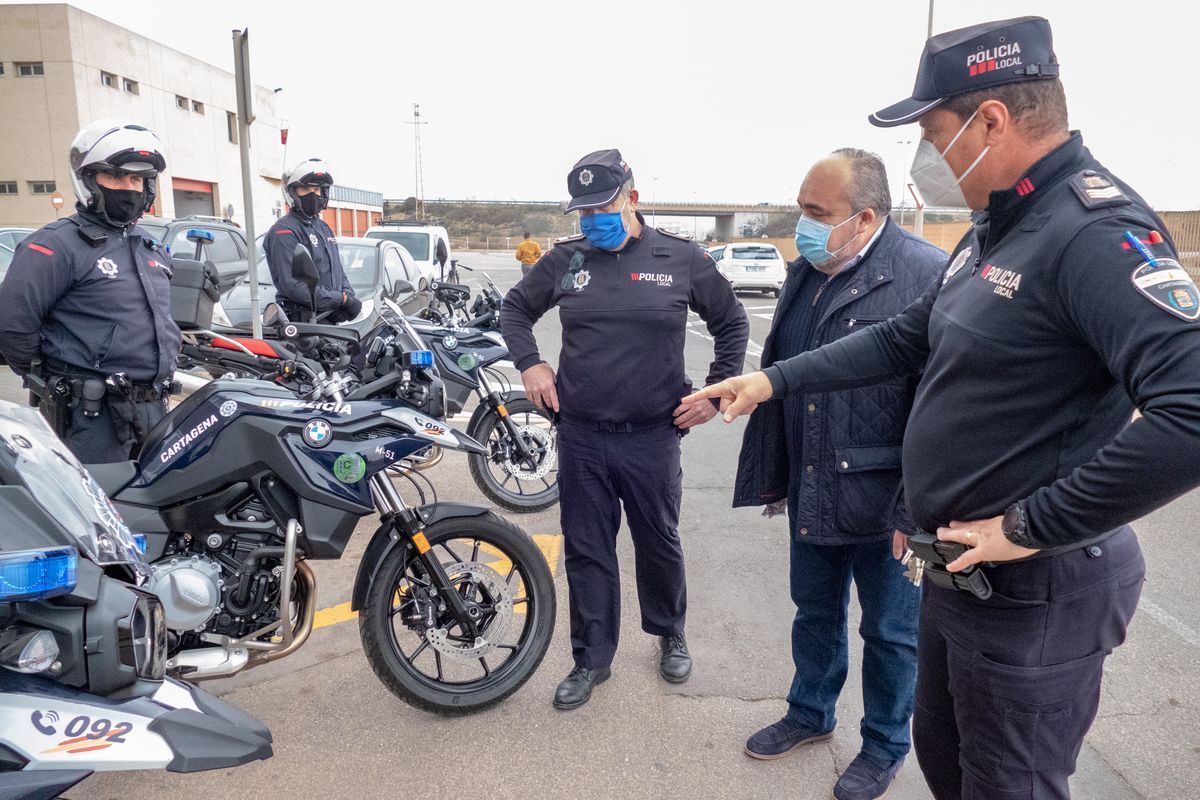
[901,532,993,600]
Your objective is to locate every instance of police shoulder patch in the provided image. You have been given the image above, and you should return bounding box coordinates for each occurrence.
[656,228,692,241]
[554,233,586,244]
[1069,170,1130,210]
[1130,258,1200,321]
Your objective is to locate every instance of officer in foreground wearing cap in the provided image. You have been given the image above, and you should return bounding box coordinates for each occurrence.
[502,149,748,709]
[0,119,181,464]
[682,16,1200,798]
[264,157,361,324]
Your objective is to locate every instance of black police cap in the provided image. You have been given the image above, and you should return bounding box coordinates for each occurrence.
[869,16,1060,128]
[565,149,634,213]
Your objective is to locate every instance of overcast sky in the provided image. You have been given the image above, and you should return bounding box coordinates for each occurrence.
[18,0,1199,209]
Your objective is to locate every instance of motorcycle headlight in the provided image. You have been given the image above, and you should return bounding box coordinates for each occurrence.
[118,591,167,680]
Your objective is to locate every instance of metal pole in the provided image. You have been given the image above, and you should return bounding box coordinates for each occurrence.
[233,29,262,339]
[927,0,934,37]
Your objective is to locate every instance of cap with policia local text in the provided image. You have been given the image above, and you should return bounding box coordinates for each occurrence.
[565,148,634,213]
[869,16,1060,128]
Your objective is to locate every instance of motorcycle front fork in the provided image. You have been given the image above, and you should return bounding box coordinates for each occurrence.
[368,473,481,637]
[473,369,536,463]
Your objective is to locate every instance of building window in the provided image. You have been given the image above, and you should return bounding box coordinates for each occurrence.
[123,78,139,94]
[0,64,5,78]
[17,62,45,77]
[0,182,18,195]
[176,95,188,109]
[226,111,238,144]
[29,181,56,195]
[192,100,204,114]
[100,71,116,88]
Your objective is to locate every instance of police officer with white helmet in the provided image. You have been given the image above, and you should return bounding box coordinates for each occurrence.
[0,119,181,463]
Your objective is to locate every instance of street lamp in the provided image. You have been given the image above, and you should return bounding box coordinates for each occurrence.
[896,140,912,226]
[651,177,659,227]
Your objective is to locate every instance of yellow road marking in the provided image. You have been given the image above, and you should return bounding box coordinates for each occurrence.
[310,534,562,632]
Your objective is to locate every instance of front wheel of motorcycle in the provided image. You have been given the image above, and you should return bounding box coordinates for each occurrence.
[359,512,555,715]
[467,399,559,513]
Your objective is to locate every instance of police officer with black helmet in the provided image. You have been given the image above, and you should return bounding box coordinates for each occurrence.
[0,119,181,464]
[685,16,1200,799]
[264,157,360,323]
[502,149,749,710]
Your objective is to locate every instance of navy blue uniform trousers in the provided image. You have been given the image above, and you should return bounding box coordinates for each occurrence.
[66,395,167,465]
[913,527,1144,799]
[557,419,686,669]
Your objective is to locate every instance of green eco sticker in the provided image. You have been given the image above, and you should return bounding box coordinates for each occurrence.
[457,353,477,371]
[333,453,367,483]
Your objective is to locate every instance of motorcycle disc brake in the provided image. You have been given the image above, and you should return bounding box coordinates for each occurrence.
[424,561,515,663]
[503,425,556,481]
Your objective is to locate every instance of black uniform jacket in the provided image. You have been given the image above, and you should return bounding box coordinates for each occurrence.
[0,208,181,383]
[764,133,1200,549]
[263,210,354,314]
[502,214,749,425]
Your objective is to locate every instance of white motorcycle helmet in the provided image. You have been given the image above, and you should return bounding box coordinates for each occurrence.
[284,157,334,216]
[68,119,166,225]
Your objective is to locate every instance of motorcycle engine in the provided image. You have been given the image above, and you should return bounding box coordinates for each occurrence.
[144,554,223,631]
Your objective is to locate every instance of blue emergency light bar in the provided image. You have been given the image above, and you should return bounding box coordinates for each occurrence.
[185,228,215,243]
[403,350,435,369]
[133,534,147,554]
[0,547,77,603]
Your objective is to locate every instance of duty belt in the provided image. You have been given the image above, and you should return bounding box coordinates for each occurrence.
[558,413,671,433]
[906,526,1122,600]
[44,359,179,401]
[905,531,993,600]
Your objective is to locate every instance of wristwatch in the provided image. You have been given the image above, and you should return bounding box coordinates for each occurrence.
[1001,502,1035,547]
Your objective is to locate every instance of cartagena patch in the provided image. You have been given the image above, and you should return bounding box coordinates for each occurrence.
[1130,258,1200,321]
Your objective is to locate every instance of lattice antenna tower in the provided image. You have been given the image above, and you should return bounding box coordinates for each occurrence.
[406,103,428,220]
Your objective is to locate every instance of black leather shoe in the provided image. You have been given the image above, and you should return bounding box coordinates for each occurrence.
[552,666,611,710]
[659,634,692,683]
[833,753,903,800]
[744,717,834,760]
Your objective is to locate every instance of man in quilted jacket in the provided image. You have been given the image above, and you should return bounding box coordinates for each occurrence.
[735,149,945,800]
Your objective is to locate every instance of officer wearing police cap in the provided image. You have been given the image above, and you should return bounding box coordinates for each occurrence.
[0,119,181,464]
[502,148,748,709]
[683,16,1200,799]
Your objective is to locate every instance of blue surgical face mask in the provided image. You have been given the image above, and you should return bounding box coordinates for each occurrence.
[579,198,629,251]
[794,211,862,266]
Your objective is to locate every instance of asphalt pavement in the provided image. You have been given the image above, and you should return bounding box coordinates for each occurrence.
[3,250,1196,799]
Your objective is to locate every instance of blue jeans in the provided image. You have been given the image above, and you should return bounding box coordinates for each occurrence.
[785,537,920,764]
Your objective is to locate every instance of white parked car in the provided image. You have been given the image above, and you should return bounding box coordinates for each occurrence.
[709,243,786,297]
[364,222,451,286]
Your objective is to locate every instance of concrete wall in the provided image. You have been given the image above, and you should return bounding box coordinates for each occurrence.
[0,3,282,231]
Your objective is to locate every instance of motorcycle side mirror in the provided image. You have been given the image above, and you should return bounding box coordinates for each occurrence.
[393,279,416,297]
[291,245,319,290]
[262,302,288,327]
[435,239,448,267]
[291,245,319,319]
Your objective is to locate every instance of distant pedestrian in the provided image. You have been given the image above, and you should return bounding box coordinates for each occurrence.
[516,231,542,276]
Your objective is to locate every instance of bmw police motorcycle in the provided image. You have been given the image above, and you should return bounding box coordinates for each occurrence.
[0,401,272,799]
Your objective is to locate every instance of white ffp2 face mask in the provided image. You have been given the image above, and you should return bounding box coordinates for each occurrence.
[910,109,990,209]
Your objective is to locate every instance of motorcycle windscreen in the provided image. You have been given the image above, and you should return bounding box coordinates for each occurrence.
[0,401,148,579]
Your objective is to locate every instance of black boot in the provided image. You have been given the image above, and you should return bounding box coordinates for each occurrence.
[553,665,612,710]
[659,634,692,683]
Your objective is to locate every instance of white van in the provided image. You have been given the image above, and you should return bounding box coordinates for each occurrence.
[364,222,451,287]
